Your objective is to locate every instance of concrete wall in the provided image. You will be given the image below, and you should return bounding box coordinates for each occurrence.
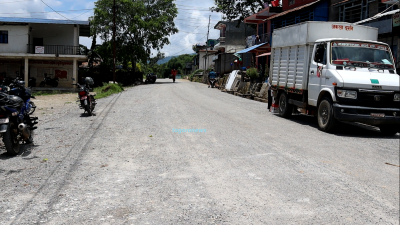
[224,22,256,46]
[29,60,74,88]
[215,54,238,74]
[30,24,76,46]
[198,51,215,71]
[0,25,29,53]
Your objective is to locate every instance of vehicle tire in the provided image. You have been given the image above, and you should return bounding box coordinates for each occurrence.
[28,101,36,115]
[85,104,92,116]
[278,92,293,118]
[3,123,20,155]
[52,81,58,87]
[379,125,398,136]
[317,97,338,132]
[39,82,45,87]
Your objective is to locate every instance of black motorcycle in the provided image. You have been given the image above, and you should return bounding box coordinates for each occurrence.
[39,74,59,87]
[72,77,96,116]
[145,73,157,84]
[0,81,38,155]
[29,77,36,87]
[10,77,36,115]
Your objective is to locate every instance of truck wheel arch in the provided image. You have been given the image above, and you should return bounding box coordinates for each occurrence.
[317,89,335,106]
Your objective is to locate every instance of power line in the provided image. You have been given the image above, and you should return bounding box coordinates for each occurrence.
[40,0,71,20]
[0,0,33,4]
[0,9,92,15]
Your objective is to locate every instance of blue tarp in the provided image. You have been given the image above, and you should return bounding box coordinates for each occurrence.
[235,43,267,54]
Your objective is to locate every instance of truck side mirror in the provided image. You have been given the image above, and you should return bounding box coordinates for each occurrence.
[314,44,325,64]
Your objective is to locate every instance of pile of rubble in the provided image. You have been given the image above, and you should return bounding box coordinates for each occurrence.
[217,70,269,103]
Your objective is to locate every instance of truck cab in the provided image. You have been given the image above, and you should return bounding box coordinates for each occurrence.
[308,39,399,134]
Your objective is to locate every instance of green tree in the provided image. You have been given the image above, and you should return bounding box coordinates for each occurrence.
[210,0,266,24]
[92,0,178,72]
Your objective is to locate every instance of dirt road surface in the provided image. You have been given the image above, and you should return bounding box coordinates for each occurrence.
[0,79,398,224]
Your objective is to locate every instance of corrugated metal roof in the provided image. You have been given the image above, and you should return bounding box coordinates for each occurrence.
[0,17,89,25]
[265,0,321,21]
[236,43,268,54]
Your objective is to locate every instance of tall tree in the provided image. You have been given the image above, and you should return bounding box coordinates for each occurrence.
[92,0,178,72]
[210,0,267,24]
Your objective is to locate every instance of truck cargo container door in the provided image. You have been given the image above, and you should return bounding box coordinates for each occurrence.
[308,43,327,106]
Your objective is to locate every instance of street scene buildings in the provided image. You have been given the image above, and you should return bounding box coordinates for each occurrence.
[0,0,399,224]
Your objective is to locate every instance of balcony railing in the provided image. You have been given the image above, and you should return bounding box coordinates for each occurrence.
[246,33,270,48]
[27,44,81,55]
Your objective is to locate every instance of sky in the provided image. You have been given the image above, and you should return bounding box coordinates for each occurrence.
[0,0,223,57]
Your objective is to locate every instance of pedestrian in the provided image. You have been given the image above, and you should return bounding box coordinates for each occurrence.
[267,76,272,112]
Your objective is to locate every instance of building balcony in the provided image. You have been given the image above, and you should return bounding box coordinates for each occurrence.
[246,33,270,48]
[27,44,82,55]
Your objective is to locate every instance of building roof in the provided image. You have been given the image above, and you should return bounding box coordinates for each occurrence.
[0,17,90,36]
[265,0,320,21]
[244,7,279,24]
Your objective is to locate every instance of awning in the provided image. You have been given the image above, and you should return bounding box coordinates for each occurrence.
[256,52,271,57]
[235,43,269,54]
[354,9,400,25]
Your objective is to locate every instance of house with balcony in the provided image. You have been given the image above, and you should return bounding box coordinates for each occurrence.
[0,17,90,88]
[213,21,255,74]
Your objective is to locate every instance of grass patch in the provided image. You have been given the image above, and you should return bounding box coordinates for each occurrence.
[33,90,63,96]
[93,83,124,99]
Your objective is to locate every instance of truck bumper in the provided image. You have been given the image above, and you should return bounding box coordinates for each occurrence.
[333,103,400,126]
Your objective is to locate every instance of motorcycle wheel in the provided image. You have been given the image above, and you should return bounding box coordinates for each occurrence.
[85,103,92,116]
[3,123,20,155]
[28,101,36,115]
[39,82,45,87]
[52,81,58,87]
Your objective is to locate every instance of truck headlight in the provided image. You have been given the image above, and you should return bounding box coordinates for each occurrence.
[337,89,357,99]
[394,94,400,101]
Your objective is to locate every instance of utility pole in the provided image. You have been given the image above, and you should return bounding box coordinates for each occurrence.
[204,15,211,82]
[113,0,116,83]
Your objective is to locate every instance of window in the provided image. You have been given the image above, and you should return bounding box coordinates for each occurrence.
[289,0,295,5]
[0,31,8,43]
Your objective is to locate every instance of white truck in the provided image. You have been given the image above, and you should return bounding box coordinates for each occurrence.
[270,21,400,135]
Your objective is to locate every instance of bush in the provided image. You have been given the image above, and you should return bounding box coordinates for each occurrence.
[246,67,258,78]
[93,83,124,99]
[189,69,204,82]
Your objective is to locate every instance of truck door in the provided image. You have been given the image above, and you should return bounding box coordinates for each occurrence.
[308,43,327,106]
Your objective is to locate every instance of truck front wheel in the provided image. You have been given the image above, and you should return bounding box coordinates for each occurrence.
[379,125,399,136]
[278,92,293,118]
[317,97,337,132]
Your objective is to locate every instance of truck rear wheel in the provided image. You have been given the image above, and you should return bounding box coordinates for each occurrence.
[278,92,293,118]
[317,97,337,132]
[379,125,399,136]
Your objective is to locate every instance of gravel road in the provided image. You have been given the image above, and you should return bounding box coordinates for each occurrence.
[0,79,399,225]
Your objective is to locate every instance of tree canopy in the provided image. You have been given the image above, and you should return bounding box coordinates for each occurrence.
[92,0,178,71]
[210,0,266,23]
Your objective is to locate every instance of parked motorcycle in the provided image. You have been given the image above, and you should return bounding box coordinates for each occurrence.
[39,74,59,87]
[0,80,38,155]
[209,78,217,88]
[29,77,36,87]
[145,73,157,84]
[72,77,96,116]
[9,78,36,115]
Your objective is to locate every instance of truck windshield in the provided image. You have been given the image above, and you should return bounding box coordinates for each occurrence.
[331,41,394,69]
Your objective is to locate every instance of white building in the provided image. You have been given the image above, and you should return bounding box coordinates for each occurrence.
[0,17,90,88]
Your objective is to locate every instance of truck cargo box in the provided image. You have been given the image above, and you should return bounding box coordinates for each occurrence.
[271,21,378,48]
